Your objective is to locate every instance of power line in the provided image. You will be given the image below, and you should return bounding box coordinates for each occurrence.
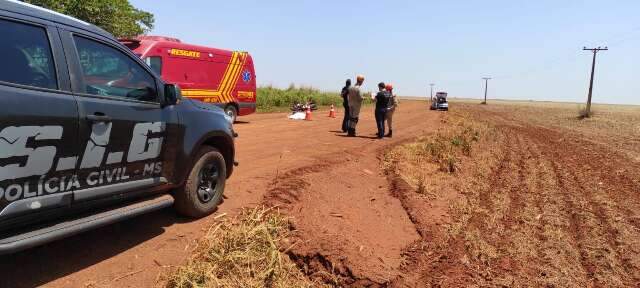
[492,26,639,81]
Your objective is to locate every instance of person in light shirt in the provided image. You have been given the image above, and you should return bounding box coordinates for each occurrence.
[346,75,365,137]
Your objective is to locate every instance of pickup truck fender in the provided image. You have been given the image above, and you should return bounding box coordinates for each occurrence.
[172,100,235,186]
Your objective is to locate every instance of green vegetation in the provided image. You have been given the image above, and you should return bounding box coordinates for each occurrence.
[25,0,154,37]
[163,207,325,288]
[257,85,372,112]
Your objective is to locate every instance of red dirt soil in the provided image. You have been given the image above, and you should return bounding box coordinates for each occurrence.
[2,101,638,287]
[389,106,640,287]
[0,101,436,288]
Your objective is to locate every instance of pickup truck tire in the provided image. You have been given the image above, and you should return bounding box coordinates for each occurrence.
[174,146,227,218]
[224,105,237,123]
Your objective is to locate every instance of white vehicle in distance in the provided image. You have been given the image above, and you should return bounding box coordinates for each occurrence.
[430,92,449,111]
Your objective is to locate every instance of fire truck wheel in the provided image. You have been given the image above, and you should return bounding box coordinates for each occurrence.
[224,105,237,123]
[174,146,226,218]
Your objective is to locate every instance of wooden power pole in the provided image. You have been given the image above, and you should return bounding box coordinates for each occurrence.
[482,77,491,104]
[583,46,608,117]
[429,83,434,101]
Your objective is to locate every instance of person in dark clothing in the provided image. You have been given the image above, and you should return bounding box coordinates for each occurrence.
[373,82,392,139]
[340,79,351,132]
[385,83,398,137]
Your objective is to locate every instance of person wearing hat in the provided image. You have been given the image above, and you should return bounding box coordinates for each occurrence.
[346,75,365,136]
[385,83,398,137]
[373,82,392,139]
[340,79,351,133]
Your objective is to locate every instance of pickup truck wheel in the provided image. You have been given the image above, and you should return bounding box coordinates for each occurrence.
[224,105,237,123]
[174,146,226,218]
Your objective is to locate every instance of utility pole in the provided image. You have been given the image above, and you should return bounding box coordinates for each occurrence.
[429,83,435,101]
[583,46,608,117]
[482,77,491,104]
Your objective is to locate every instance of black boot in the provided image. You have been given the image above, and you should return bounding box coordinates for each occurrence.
[385,130,392,138]
[347,128,356,137]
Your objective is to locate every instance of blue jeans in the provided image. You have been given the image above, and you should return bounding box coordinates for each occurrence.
[375,109,386,138]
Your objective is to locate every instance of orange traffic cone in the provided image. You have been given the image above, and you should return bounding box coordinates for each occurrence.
[328,104,336,118]
[304,107,312,121]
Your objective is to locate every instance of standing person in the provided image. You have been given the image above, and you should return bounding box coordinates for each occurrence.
[385,83,398,137]
[347,75,365,137]
[340,79,351,132]
[373,82,392,139]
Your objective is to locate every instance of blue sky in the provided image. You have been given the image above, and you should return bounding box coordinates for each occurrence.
[130,0,639,104]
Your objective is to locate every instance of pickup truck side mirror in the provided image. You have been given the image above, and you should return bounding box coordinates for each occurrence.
[164,84,181,106]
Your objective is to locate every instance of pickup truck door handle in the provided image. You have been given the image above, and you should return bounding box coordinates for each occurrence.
[86,113,112,122]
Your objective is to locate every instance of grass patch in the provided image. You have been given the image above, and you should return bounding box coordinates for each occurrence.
[406,118,482,173]
[162,207,323,288]
[257,85,373,113]
[383,111,493,196]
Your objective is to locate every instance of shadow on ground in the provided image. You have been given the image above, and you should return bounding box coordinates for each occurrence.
[0,208,186,288]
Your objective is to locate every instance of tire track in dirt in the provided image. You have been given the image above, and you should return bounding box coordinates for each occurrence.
[387,169,471,287]
[264,144,425,286]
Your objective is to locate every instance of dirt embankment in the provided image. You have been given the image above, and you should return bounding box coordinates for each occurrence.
[264,146,421,286]
[265,102,640,287]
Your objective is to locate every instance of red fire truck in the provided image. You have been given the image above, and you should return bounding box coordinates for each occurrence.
[121,36,256,122]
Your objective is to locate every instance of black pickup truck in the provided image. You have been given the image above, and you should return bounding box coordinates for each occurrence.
[0,1,236,254]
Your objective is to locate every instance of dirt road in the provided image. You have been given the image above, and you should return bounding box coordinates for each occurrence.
[0,101,437,288]
[2,100,638,287]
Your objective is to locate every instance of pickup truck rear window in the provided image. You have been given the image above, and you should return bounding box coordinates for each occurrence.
[0,18,57,90]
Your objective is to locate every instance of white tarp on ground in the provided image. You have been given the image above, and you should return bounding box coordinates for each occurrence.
[288,112,306,120]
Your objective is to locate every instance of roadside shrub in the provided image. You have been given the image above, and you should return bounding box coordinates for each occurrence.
[257,85,341,111]
[402,118,483,174]
[443,153,459,173]
[257,85,373,112]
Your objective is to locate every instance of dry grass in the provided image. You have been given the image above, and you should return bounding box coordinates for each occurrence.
[452,99,640,161]
[389,100,640,287]
[161,207,323,288]
[383,111,493,195]
[577,105,593,119]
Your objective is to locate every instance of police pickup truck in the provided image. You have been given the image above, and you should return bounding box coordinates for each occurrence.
[0,1,236,254]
